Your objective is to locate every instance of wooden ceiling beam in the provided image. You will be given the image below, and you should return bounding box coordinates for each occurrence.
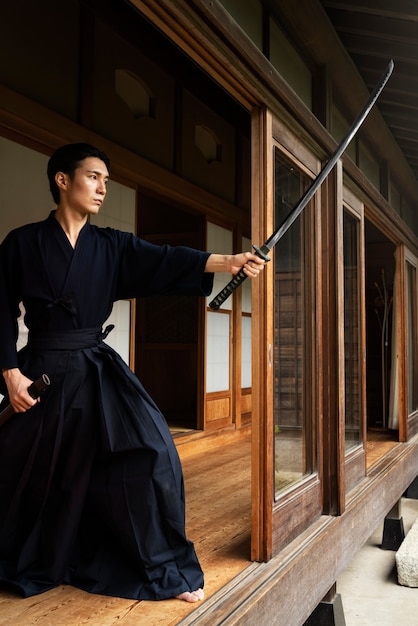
[391,128,418,143]
[321,0,418,22]
[325,7,418,42]
[336,33,418,65]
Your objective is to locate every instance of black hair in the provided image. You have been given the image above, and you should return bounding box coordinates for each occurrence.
[47,143,111,204]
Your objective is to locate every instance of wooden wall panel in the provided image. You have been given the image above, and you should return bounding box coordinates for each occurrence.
[206,395,232,430]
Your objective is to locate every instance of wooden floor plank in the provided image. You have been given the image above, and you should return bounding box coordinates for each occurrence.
[0,586,135,626]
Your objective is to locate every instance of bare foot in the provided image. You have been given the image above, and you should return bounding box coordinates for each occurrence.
[175,588,204,602]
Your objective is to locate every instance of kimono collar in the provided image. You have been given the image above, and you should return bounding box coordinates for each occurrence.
[47,210,90,247]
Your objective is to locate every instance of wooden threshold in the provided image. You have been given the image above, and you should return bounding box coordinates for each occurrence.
[0,430,252,625]
[366,428,399,470]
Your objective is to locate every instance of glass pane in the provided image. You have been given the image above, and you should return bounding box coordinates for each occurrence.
[242,236,252,388]
[274,149,314,496]
[406,263,418,414]
[206,311,230,392]
[242,236,252,314]
[242,316,252,388]
[343,211,361,450]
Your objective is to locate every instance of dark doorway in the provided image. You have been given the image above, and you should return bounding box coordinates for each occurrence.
[135,194,206,431]
[365,219,396,430]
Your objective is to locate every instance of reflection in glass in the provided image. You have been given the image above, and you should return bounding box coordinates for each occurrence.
[274,150,314,496]
[343,211,361,450]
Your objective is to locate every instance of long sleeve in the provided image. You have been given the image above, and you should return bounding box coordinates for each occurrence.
[114,232,214,300]
[0,231,22,369]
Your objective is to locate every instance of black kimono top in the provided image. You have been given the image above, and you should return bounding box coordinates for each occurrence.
[0,211,213,370]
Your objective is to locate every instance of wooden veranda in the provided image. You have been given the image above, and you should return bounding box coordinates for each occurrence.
[0,428,397,625]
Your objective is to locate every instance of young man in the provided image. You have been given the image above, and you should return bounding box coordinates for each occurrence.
[0,143,264,602]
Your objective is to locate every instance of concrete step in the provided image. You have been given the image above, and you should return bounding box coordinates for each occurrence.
[396,516,418,587]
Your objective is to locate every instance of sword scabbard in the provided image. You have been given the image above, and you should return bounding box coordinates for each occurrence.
[28,374,50,399]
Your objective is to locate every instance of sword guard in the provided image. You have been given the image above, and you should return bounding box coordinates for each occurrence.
[252,245,271,263]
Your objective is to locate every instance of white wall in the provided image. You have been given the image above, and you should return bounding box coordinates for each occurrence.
[0,137,53,236]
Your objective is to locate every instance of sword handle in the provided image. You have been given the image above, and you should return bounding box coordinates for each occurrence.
[0,374,50,428]
[209,245,270,310]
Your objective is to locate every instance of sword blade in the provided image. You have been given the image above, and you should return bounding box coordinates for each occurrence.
[209,59,394,310]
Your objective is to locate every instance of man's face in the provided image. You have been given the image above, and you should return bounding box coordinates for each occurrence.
[58,157,109,216]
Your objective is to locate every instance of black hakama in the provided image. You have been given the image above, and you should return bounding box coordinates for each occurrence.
[0,212,213,600]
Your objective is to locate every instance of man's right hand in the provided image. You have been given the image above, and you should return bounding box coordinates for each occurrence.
[2,368,37,413]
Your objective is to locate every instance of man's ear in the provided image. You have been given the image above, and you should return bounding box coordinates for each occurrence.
[55,171,68,191]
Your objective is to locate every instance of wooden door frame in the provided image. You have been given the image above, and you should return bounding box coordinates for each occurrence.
[251,106,273,561]
[400,246,418,439]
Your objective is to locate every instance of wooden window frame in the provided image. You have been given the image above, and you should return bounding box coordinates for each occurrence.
[341,187,367,493]
[399,246,418,439]
[251,108,322,560]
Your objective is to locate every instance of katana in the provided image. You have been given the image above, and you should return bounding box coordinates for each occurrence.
[209,59,394,310]
[0,374,50,428]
